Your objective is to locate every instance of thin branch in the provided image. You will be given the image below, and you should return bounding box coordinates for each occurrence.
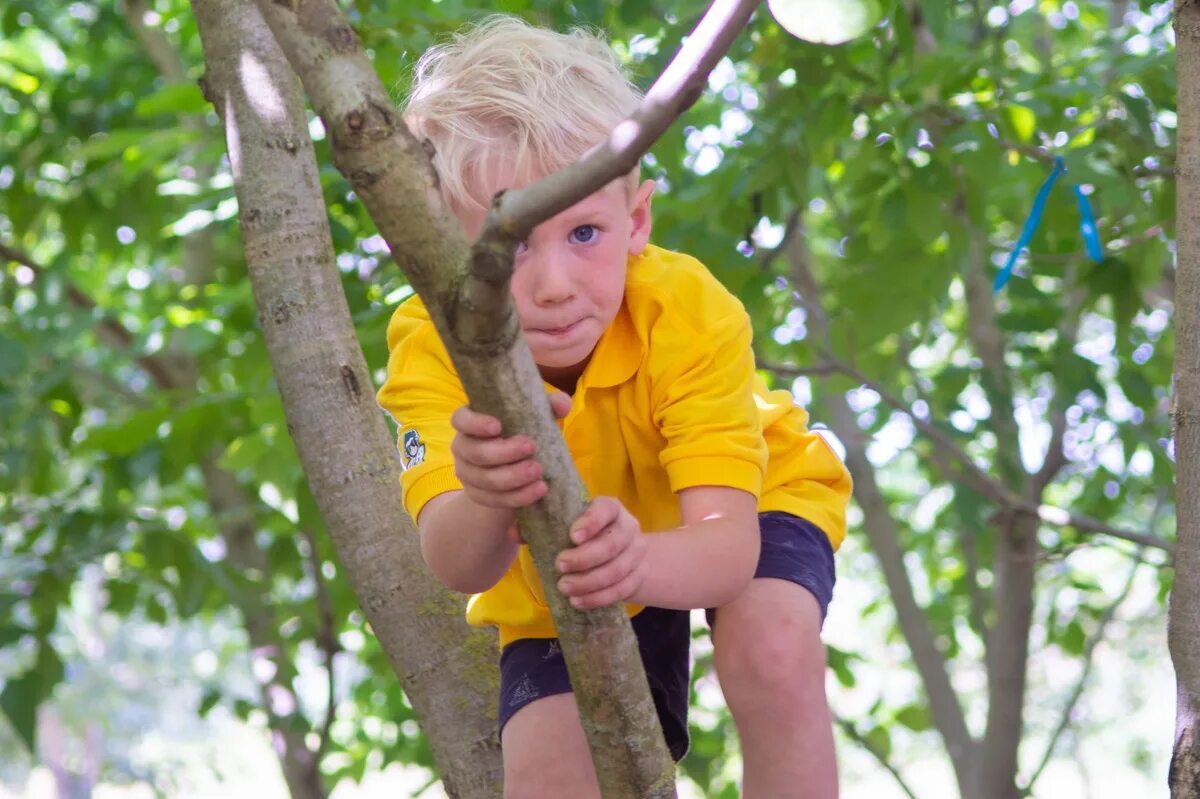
[301,526,340,763]
[485,0,759,240]
[1022,545,1146,790]
[763,357,1010,505]
[467,0,760,335]
[1035,506,1174,554]
[835,716,921,799]
[121,0,190,83]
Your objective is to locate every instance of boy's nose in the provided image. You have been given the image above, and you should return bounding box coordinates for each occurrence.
[529,253,575,306]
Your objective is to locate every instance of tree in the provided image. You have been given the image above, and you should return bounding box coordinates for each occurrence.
[1171,2,1199,796]
[0,1,1178,797]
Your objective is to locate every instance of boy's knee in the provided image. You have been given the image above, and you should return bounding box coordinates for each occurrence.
[720,614,825,695]
[715,606,828,708]
[502,693,600,799]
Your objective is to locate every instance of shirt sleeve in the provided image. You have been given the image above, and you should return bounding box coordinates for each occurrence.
[376,317,466,523]
[647,295,767,498]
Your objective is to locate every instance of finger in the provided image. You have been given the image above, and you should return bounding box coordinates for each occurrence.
[558,543,638,596]
[450,406,504,438]
[454,457,543,494]
[548,391,572,420]
[451,433,536,468]
[568,497,621,545]
[466,478,549,510]
[557,522,626,574]
[569,569,642,610]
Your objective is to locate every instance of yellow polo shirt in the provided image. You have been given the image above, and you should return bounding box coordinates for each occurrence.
[377,245,851,646]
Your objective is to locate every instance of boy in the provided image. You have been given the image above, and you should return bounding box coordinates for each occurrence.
[377,16,852,799]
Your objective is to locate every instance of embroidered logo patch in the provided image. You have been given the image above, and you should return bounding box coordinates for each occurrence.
[401,429,426,470]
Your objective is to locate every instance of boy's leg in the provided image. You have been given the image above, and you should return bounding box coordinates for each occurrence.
[497,607,692,798]
[502,692,600,799]
[708,513,838,799]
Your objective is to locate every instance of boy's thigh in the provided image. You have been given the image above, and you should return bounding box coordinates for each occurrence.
[501,693,599,799]
[497,607,693,761]
[706,512,836,631]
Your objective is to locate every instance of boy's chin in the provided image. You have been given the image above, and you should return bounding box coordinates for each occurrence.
[534,349,595,384]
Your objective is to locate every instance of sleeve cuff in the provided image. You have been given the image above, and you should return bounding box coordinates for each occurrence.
[402,465,463,522]
[665,455,763,498]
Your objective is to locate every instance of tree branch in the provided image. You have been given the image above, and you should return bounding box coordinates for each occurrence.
[483,0,758,241]
[121,0,190,83]
[835,716,921,799]
[248,0,757,793]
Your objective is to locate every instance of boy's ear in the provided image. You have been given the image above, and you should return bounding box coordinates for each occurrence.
[627,178,655,255]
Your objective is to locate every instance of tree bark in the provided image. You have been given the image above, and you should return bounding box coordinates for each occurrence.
[244,0,756,794]
[1171,3,1200,797]
[956,212,1037,799]
[191,3,504,797]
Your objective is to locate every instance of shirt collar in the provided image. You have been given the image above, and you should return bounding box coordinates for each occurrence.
[575,297,644,390]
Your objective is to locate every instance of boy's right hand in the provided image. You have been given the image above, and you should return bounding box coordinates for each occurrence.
[450,391,572,512]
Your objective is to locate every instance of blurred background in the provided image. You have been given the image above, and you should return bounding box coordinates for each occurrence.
[0,0,1177,796]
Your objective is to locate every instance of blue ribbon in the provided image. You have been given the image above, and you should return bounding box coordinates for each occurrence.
[1072,184,1104,262]
[993,156,1104,293]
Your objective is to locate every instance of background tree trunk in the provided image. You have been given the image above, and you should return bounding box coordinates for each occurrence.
[1171,2,1200,797]
[191,2,504,796]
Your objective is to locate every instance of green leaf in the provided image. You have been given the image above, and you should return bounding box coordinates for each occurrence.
[863,724,893,759]
[198,688,222,718]
[134,82,209,118]
[894,703,932,731]
[83,406,170,456]
[0,672,37,753]
[1061,618,1086,656]
[1006,104,1036,142]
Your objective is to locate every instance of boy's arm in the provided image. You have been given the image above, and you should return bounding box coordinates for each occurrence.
[556,486,759,611]
[416,393,573,594]
[635,485,760,609]
[417,491,520,595]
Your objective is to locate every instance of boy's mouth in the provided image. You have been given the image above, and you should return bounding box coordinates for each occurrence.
[530,319,583,337]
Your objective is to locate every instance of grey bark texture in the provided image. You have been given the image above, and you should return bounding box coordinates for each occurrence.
[1172,3,1200,797]
[191,2,505,797]
[244,0,758,795]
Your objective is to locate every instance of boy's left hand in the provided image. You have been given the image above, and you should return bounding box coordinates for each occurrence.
[555,497,647,610]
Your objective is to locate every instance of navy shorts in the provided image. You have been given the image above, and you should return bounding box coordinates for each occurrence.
[496,512,836,761]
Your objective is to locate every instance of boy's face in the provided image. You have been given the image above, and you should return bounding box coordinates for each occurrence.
[456,177,655,386]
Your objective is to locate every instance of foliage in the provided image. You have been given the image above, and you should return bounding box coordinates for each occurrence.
[0,0,1177,795]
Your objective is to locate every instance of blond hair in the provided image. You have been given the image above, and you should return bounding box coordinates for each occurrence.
[404,15,643,215]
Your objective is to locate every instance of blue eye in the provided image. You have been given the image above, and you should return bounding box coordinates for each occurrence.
[569,225,597,244]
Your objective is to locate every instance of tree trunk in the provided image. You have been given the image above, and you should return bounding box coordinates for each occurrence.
[124,7,337,794]
[1171,3,1200,797]
[191,2,504,796]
